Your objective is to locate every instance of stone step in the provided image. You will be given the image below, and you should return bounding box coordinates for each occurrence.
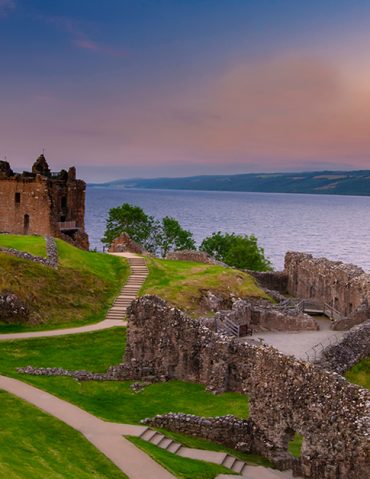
[140,428,157,441]
[167,442,182,454]
[231,459,246,474]
[157,437,172,449]
[222,455,236,469]
[149,432,166,446]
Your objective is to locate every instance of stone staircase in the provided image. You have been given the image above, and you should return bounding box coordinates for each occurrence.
[139,427,248,475]
[105,253,148,321]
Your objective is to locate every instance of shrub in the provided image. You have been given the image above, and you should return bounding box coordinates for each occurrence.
[200,232,272,271]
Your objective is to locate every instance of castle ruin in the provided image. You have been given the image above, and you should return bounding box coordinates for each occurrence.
[0,155,89,249]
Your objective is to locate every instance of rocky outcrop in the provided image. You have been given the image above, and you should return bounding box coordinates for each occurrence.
[123,295,370,479]
[0,293,29,322]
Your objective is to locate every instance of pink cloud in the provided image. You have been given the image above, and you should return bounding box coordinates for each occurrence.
[73,36,128,58]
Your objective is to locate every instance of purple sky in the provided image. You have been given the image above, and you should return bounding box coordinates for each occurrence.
[1,0,370,181]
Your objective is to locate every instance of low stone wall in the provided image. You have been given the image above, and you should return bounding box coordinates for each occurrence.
[215,298,318,334]
[0,235,58,268]
[124,296,370,479]
[141,413,291,467]
[318,320,370,373]
[245,270,288,294]
[166,250,223,265]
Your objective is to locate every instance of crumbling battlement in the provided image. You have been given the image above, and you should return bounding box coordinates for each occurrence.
[285,252,370,324]
[0,156,88,249]
[124,296,370,479]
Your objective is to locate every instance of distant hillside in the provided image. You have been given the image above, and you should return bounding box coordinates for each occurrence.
[90,170,370,196]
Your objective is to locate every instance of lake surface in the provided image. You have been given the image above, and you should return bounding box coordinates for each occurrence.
[86,188,370,272]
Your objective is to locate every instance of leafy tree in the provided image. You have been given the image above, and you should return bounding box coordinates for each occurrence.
[200,232,272,271]
[102,204,195,257]
[159,216,196,257]
[102,203,158,252]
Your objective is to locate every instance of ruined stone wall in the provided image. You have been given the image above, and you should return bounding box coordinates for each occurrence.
[109,233,146,254]
[215,299,318,333]
[0,175,52,235]
[125,296,370,479]
[245,270,288,294]
[318,320,370,373]
[0,159,89,249]
[166,250,223,265]
[285,252,370,318]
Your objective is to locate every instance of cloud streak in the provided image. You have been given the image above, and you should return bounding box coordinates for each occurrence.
[42,14,128,58]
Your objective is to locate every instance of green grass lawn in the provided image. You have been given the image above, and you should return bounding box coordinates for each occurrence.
[0,329,248,424]
[0,234,47,257]
[0,235,129,331]
[141,257,269,316]
[288,433,303,458]
[345,357,370,390]
[127,436,232,479]
[0,390,126,479]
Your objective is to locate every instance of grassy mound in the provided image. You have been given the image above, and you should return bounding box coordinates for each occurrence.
[0,390,126,479]
[141,257,269,316]
[0,234,47,257]
[345,357,370,390]
[0,235,129,331]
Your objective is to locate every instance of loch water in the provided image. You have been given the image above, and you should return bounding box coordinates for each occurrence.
[86,188,370,271]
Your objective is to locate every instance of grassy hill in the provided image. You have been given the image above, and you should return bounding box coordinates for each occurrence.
[0,235,129,331]
[0,390,126,479]
[140,257,269,316]
[92,169,370,196]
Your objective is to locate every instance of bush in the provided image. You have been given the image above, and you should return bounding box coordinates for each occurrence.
[200,232,272,271]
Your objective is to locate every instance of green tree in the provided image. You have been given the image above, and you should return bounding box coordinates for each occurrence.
[200,232,272,271]
[102,204,195,257]
[102,203,158,252]
[159,216,196,257]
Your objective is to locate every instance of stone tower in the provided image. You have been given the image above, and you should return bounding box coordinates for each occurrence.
[0,155,89,249]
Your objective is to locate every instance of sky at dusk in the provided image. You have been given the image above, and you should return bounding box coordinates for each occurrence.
[2,0,370,181]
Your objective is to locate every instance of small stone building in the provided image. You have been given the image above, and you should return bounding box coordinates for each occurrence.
[0,155,89,249]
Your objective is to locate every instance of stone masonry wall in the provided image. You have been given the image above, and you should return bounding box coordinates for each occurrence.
[124,296,370,479]
[318,320,370,373]
[0,175,52,236]
[285,252,370,320]
[245,270,288,294]
[0,158,88,249]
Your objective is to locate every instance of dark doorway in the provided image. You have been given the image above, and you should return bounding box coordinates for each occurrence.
[61,196,67,208]
[23,214,30,235]
[15,192,21,204]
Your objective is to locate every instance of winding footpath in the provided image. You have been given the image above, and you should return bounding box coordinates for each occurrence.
[0,251,296,478]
